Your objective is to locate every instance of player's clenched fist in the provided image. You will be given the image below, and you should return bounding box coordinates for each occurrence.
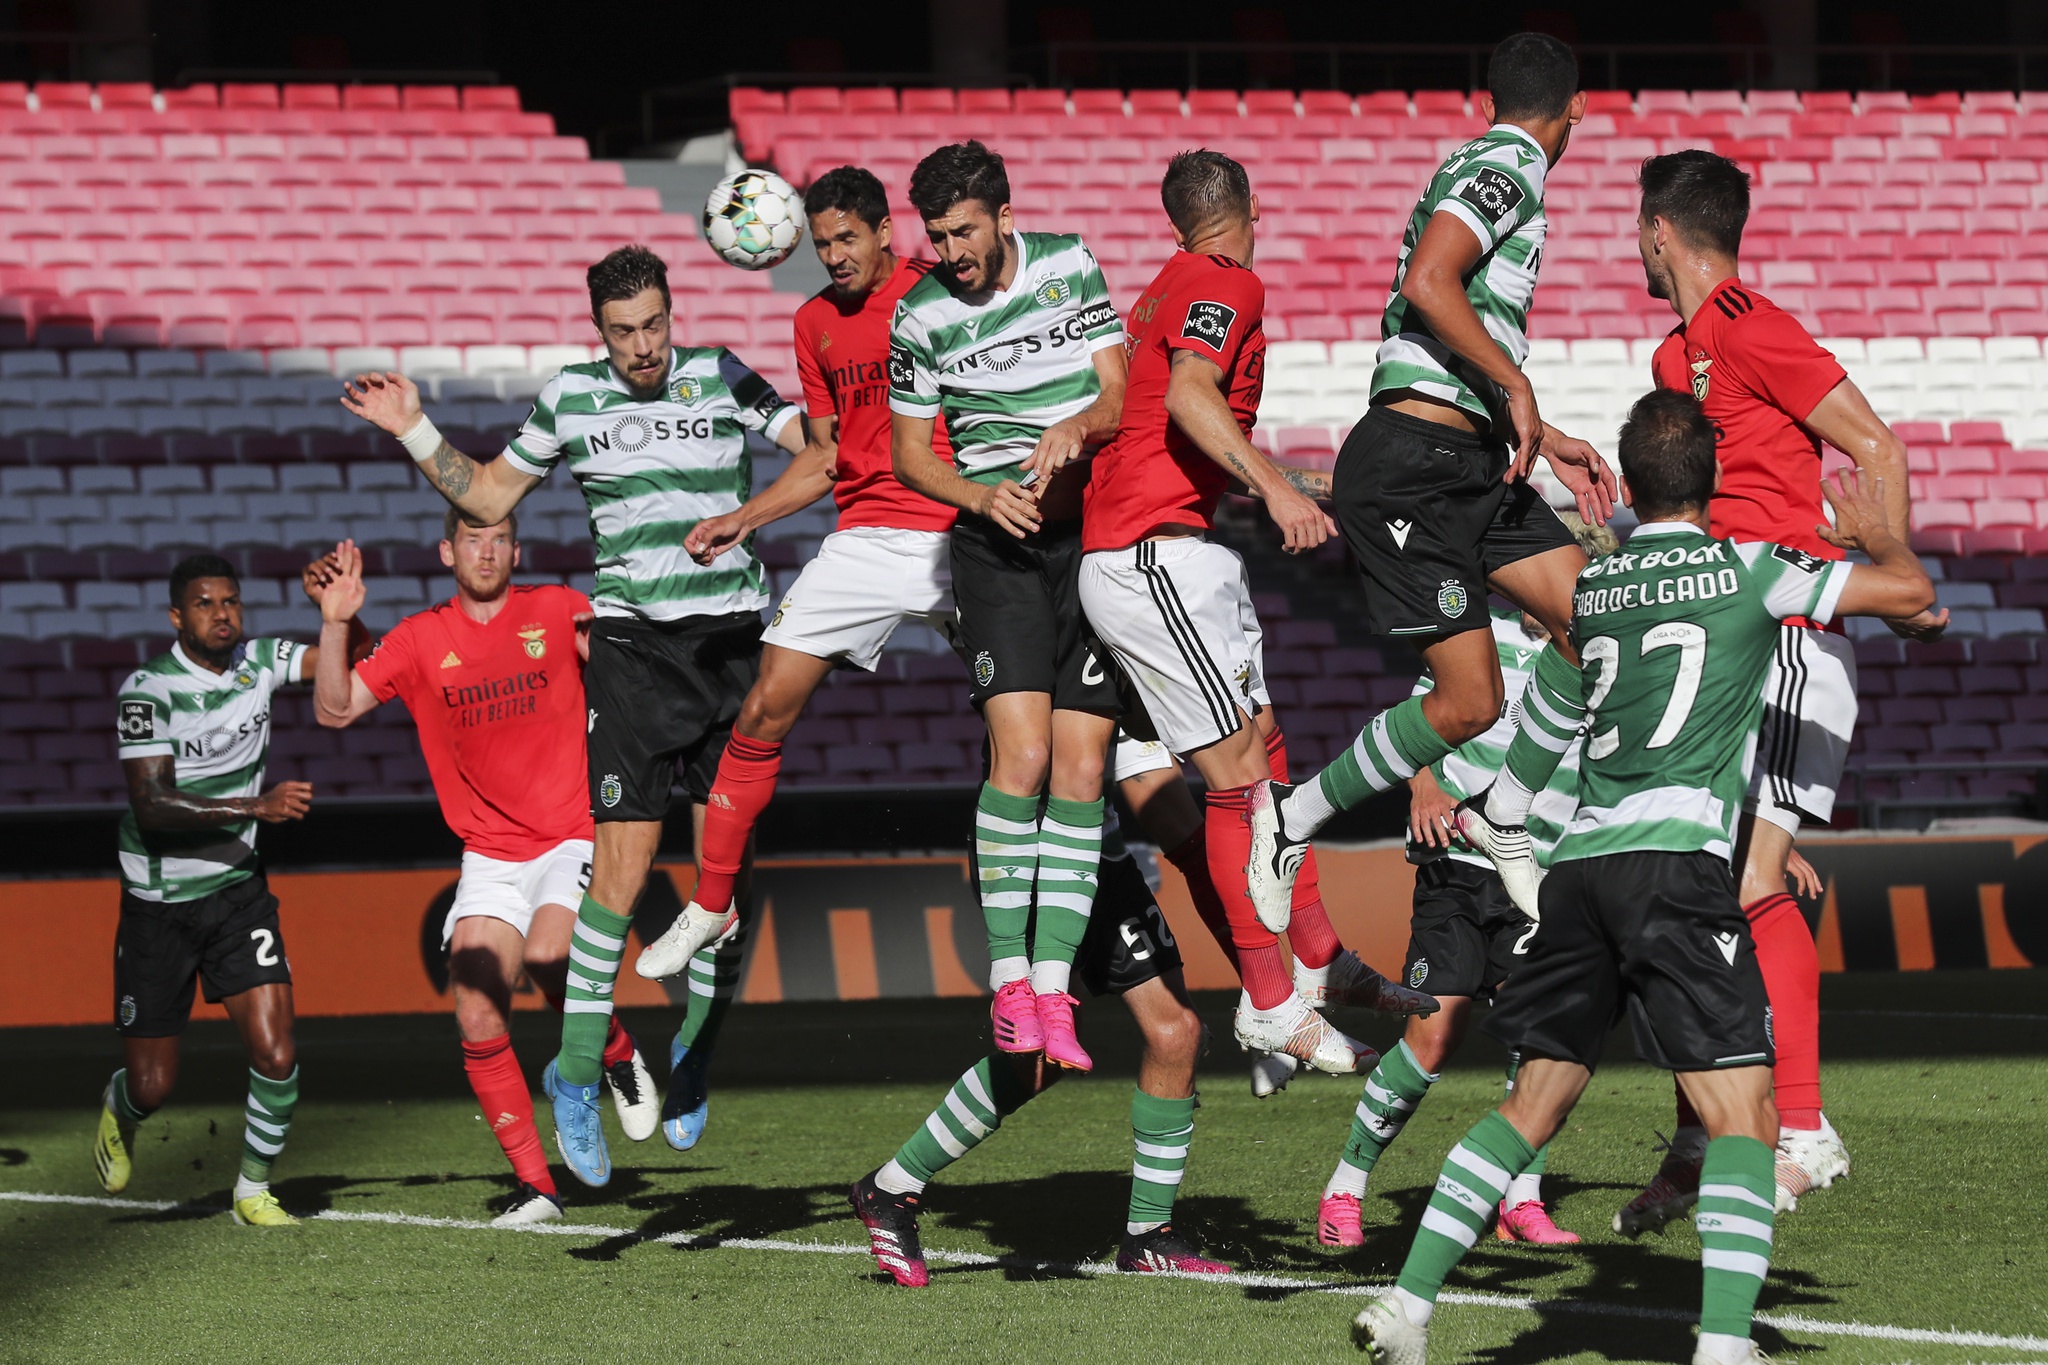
[340,371,424,435]
[685,511,750,566]
[979,478,1043,540]
[252,781,314,823]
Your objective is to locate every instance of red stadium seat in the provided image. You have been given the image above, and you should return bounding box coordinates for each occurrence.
[401,85,460,111]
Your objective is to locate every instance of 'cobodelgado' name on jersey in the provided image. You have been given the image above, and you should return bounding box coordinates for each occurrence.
[114,638,303,902]
[505,347,799,621]
[888,232,1123,486]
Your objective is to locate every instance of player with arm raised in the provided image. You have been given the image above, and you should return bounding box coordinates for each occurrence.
[1616,150,1952,1229]
[307,517,656,1226]
[341,245,814,1187]
[94,554,361,1226]
[628,168,959,1148]
[1352,390,1934,1365]
[1243,32,1618,928]
[890,141,1127,1073]
[1080,150,1431,1079]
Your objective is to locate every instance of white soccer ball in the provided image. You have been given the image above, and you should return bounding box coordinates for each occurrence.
[703,169,803,270]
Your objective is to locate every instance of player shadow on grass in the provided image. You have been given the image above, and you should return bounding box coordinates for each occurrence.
[567,1178,852,1262]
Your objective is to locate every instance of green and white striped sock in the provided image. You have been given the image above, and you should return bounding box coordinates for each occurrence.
[1327,1040,1438,1197]
[1485,644,1587,826]
[110,1068,151,1124]
[675,898,749,1054]
[1282,696,1452,837]
[1030,795,1104,996]
[975,784,1041,988]
[557,894,630,1087]
[239,1066,299,1184]
[1697,1135,1777,1345]
[878,1056,1034,1193]
[1394,1110,1537,1304]
[1128,1088,1196,1233]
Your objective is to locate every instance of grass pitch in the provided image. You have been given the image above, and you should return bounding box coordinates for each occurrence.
[3,972,2044,1364]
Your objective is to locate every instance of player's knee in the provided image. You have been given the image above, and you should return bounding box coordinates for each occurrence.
[249,1038,295,1080]
[990,742,1051,793]
[737,691,798,743]
[1143,1005,1204,1071]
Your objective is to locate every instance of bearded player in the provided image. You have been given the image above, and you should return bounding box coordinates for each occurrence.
[1618,150,1950,1229]
[1079,149,1432,1080]
[631,167,958,1149]
[309,518,657,1225]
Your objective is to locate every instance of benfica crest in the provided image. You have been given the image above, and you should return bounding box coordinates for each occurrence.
[1690,352,1713,401]
[518,625,547,659]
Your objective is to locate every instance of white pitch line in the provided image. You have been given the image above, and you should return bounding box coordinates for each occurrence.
[9,1190,2047,1353]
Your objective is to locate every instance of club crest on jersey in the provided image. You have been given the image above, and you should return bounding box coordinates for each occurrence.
[974,650,995,689]
[1437,580,1469,618]
[1690,353,1713,401]
[118,699,154,741]
[1182,300,1237,347]
[518,625,547,659]
[1456,166,1526,223]
[1408,959,1429,989]
[770,599,790,627]
[232,665,257,691]
[1235,662,1252,697]
[119,994,137,1028]
[600,773,623,808]
[1032,276,1072,309]
[671,375,704,405]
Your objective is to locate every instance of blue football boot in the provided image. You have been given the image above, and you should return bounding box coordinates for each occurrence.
[543,1056,611,1187]
[661,1033,711,1151]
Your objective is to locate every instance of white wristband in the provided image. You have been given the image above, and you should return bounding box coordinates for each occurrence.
[398,414,444,464]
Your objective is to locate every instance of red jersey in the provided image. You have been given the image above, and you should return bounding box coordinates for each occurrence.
[793,257,955,533]
[354,583,593,861]
[1084,252,1266,552]
[1651,277,1848,559]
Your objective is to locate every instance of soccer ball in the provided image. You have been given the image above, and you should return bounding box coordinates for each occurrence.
[703,169,803,270]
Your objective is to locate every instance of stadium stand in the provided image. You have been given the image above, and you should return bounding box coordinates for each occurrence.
[3,80,2044,820]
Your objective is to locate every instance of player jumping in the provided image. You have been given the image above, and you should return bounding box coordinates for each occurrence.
[308,517,658,1225]
[1079,149,1422,1077]
[850,804,1229,1281]
[342,245,818,1185]
[1617,149,1949,1229]
[1351,391,1935,1365]
[890,141,1127,1072]
[1243,32,1616,925]
[631,166,960,1150]
[97,554,360,1226]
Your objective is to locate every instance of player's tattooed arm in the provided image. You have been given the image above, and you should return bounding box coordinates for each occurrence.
[1164,350,1334,553]
[1277,465,1332,500]
[340,370,537,523]
[124,757,313,829]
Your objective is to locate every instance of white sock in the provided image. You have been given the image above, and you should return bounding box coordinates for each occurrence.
[1392,1285,1435,1328]
[1238,987,1304,1022]
[1324,1160,1369,1200]
[1030,959,1071,996]
[1482,769,1537,826]
[1277,777,1338,839]
[989,956,1030,991]
[1504,1172,1543,1207]
[233,1174,267,1202]
[1696,1333,1753,1365]
[1292,956,1325,993]
[1125,1219,1163,1236]
[875,1159,925,1196]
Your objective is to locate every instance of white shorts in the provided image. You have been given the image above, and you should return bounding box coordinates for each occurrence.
[1112,730,1177,784]
[1747,626,1858,834]
[761,526,953,672]
[1080,537,1268,757]
[442,838,594,947]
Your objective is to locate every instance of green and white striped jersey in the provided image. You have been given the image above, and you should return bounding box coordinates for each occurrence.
[887,232,1123,486]
[114,638,304,902]
[1554,522,1852,865]
[1371,124,1549,429]
[504,348,799,622]
[1411,609,1581,869]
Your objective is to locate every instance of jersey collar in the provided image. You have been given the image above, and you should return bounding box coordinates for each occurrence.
[605,346,679,399]
[991,230,1031,299]
[1682,275,1747,333]
[1629,520,1707,538]
[171,639,239,684]
[1489,122,1549,172]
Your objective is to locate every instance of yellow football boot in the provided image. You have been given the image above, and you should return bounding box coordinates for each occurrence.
[230,1189,300,1227]
[93,1084,135,1194]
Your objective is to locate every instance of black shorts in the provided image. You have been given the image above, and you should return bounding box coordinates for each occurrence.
[1071,852,1184,998]
[1334,405,1576,639]
[114,875,292,1037]
[950,515,1120,714]
[1403,857,1539,1001]
[585,612,763,823]
[1483,851,1775,1074]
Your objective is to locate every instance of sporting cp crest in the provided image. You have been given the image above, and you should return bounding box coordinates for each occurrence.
[599,774,623,808]
[671,375,704,405]
[1408,959,1430,989]
[518,625,547,659]
[1437,580,1469,618]
[1032,277,1072,309]
[974,650,995,688]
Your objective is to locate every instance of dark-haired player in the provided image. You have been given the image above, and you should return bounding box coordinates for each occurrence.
[1352,391,1934,1365]
[342,245,820,1186]
[1614,149,1949,1230]
[96,553,360,1226]
[309,518,656,1226]
[1245,32,1617,928]
[890,140,1127,1073]
[1081,149,1430,1078]
[632,168,959,1146]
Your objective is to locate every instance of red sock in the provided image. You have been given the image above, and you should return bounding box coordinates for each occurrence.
[1748,892,1823,1130]
[1263,728,1340,969]
[693,732,780,916]
[1165,828,1239,973]
[1204,786,1292,1009]
[461,1035,555,1196]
